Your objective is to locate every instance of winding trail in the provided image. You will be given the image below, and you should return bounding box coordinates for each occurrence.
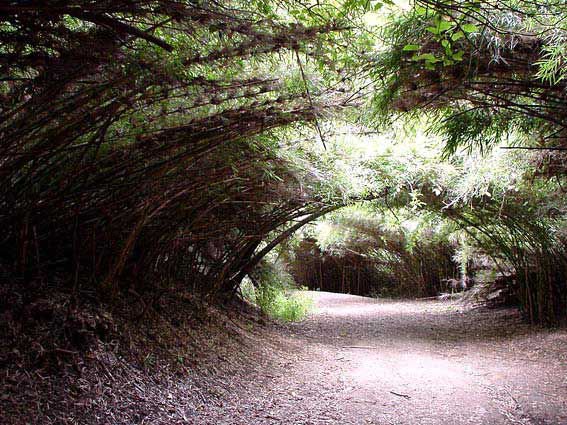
[201,292,567,425]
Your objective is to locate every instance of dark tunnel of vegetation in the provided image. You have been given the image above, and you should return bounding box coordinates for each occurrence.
[1,0,567,328]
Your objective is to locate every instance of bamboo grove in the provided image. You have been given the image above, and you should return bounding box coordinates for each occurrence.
[360,0,567,324]
[2,0,567,324]
[0,1,356,301]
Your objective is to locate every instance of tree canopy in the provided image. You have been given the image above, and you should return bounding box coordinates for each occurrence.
[1,0,567,323]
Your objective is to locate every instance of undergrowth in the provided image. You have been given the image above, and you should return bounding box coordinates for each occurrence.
[242,262,314,322]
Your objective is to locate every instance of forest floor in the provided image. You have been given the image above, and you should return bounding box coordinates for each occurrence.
[198,292,567,425]
[3,291,567,424]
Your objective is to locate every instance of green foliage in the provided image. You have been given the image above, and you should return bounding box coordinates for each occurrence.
[258,286,314,322]
[285,116,567,322]
[244,262,314,322]
[3,0,567,327]
[367,0,567,158]
[297,198,460,298]
[536,43,567,84]
[411,13,470,68]
[0,0,376,303]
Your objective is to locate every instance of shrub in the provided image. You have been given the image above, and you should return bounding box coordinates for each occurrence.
[241,262,314,322]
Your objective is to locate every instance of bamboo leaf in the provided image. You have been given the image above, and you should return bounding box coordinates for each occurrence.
[414,53,437,61]
[426,26,439,35]
[451,31,465,41]
[461,23,479,33]
[438,20,453,32]
[403,44,420,51]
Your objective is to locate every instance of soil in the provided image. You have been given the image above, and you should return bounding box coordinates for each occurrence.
[2,291,567,424]
[199,292,567,425]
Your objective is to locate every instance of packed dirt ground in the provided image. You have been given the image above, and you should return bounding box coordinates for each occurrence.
[199,292,567,425]
[2,291,567,424]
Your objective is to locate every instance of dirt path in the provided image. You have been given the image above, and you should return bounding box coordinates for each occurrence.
[199,292,567,425]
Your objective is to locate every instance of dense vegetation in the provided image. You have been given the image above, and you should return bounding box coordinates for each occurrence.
[364,0,567,324]
[0,0,358,303]
[1,0,567,340]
